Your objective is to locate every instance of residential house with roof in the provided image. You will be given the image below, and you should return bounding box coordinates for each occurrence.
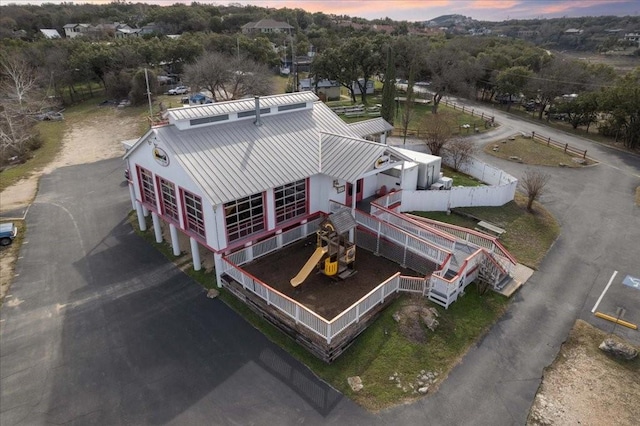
[40,29,61,39]
[63,23,92,38]
[242,19,294,34]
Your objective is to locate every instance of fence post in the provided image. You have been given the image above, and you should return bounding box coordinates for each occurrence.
[564,143,568,153]
[462,106,465,113]
[471,108,474,116]
[583,150,587,159]
[481,112,484,120]
[531,131,535,140]
[547,137,551,146]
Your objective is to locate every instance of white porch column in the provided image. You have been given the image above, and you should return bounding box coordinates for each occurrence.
[245,241,254,262]
[349,182,356,243]
[380,132,387,145]
[135,201,147,231]
[128,184,136,211]
[190,237,201,271]
[142,205,149,217]
[151,212,162,243]
[214,252,223,288]
[169,223,180,256]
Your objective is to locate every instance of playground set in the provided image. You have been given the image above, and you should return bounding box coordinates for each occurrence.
[290,209,357,287]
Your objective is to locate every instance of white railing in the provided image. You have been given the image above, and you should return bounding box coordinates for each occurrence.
[399,275,429,294]
[375,190,403,208]
[406,215,517,274]
[224,217,323,267]
[223,257,410,344]
[328,274,401,340]
[372,206,457,252]
[352,208,450,265]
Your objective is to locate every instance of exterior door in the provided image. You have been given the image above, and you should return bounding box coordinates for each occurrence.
[345,179,364,207]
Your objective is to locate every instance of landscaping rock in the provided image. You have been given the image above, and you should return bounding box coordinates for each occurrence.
[509,156,521,161]
[572,158,586,165]
[206,288,219,299]
[347,376,363,392]
[559,163,568,167]
[418,386,429,394]
[599,338,638,360]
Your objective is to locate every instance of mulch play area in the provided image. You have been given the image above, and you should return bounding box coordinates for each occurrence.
[241,235,424,320]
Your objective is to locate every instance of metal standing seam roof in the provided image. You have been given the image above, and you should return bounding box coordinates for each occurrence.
[154,102,363,206]
[319,133,389,183]
[166,92,319,121]
[347,117,394,138]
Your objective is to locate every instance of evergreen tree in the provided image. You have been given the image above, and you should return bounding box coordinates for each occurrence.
[380,46,396,125]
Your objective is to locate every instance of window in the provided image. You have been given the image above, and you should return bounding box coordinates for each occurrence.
[274,179,307,224]
[158,177,179,222]
[138,166,156,208]
[224,193,265,242]
[182,190,205,238]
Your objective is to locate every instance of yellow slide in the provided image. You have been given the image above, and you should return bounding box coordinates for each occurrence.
[290,247,327,287]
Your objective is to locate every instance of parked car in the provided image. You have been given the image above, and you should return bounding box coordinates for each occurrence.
[0,222,18,246]
[167,86,189,95]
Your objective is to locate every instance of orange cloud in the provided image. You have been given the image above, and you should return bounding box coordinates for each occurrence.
[538,0,630,14]
[468,0,519,9]
[256,1,450,17]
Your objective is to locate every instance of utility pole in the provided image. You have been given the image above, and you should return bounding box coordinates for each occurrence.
[144,68,153,119]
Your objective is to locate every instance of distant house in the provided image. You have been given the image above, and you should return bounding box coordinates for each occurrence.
[140,22,160,36]
[624,32,640,45]
[40,29,61,39]
[298,78,341,101]
[63,23,92,38]
[280,56,313,73]
[115,27,141,38]
[352,79,375,95]
[241,19,293,34]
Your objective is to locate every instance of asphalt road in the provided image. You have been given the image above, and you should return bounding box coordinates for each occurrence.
[1,106,639,425]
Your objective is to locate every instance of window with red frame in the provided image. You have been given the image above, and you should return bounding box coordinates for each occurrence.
[158,177,179,222]
[224,193,265,242]
[182,190,205,238]
[138,166,156,208]
[274,179,307,224]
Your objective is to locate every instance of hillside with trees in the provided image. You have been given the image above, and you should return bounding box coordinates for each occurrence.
[1,1,639,167]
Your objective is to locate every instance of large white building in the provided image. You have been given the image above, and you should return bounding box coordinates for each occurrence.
[124,93,441,284]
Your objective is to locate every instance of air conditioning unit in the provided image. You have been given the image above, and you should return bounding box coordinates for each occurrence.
[440,177,453,190]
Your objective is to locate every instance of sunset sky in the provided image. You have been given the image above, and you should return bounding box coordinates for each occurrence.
[11,0,640,21]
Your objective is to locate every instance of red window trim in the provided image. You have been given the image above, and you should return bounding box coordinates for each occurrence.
[136,165,157,209]
[179,187,206,242]
[156,175,180,225]
[223,192,266,244]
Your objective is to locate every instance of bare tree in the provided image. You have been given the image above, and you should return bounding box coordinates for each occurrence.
[520,169,551,212]
[443,137,475,171]
[184,52,273,101]
[0,51,44,162]
[419,112,457,157]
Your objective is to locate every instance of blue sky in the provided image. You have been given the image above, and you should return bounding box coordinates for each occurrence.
[9,0,640,21]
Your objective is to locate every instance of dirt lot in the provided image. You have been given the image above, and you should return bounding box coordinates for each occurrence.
[242,235,426,320]
[528,320,640,425]
[0,107,141,303]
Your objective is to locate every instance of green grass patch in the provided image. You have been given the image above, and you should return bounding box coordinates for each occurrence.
[415,193,559,269]
[483,136,595,167]
[128,211,511,411]
[442,165,485,187]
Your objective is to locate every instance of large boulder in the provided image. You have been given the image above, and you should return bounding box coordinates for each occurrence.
[599,338,638,360]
